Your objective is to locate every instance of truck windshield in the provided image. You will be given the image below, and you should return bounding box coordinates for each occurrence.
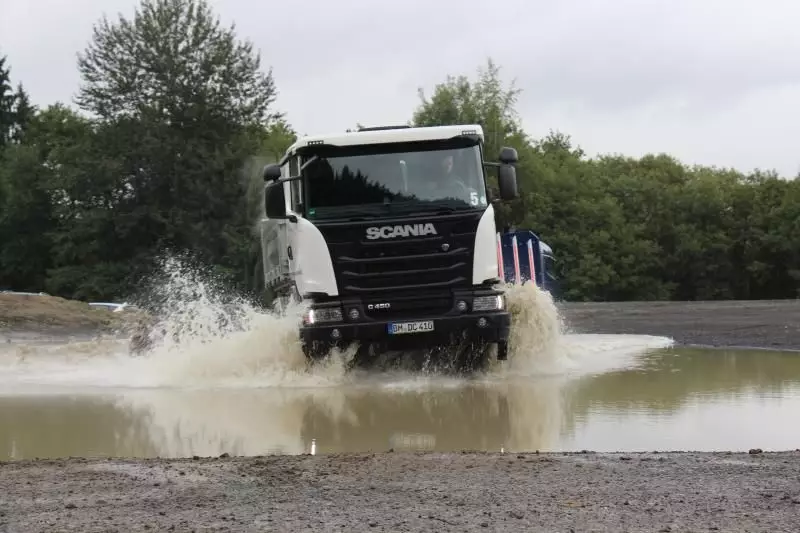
[302,141,488,219]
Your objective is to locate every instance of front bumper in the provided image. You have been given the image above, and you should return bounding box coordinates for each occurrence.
[299,290,511,350]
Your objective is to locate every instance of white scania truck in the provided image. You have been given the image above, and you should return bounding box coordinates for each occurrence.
[259,124,519,369]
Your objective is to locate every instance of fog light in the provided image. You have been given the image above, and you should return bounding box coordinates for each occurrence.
[456,300,467,312]
[304,306,343,325]
[331,328,341,340]
[348,308,360,320]
[477,317,488,328]
[473,295,504,312]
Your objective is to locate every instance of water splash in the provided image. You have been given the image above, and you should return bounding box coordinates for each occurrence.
[502,281,569,375]
[0,256,672,391]
[128,256,366,388]
[1,256,358,390]
[486,281,673,379]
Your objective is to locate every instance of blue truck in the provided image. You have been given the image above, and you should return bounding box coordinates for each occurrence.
[499,229,559,297]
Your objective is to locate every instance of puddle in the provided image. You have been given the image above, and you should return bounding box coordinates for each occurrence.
[2,346,799,460]
[2,259,797,459]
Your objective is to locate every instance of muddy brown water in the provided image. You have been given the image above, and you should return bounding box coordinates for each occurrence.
[2,345,799,460]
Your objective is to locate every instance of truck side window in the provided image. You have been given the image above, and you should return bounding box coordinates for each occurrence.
[544,254,557,279]
[289,157,303,213]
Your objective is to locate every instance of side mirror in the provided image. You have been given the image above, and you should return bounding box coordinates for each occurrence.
[264,182,288,219]
[498,164,518,201]
[263,163,282,182]
[499,147,518,165]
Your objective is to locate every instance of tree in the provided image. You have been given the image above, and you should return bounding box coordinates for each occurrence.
[67,0,285,298]
[11,83,35,142]
[409,59,800,302]
[27,105,130,300]
[0,55,16,149]
[4,45,799,304]
[0,142,57,292]
[0,56,48,292]
[76,0,280,127]
[0,56,36,148]
[412,58,525,159]
[411,58,534,231]
[259,117,297,163]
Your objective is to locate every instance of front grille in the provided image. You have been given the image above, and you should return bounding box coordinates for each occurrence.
[361,291,453,321]
[315,212,481,296]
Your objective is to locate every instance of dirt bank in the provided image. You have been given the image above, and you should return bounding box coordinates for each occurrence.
[559,299,800,351]
[0,293,125,334]
[1,451,798,532]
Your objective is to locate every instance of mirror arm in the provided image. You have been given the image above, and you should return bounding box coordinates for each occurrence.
[265,174,302,190]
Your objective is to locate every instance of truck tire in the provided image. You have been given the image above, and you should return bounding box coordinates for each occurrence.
[449,340,492,374]
[496,341,509,361]
[302,341,329,360]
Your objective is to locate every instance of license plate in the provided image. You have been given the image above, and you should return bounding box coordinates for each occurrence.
[389,432,436,450]
[387,320,434,335]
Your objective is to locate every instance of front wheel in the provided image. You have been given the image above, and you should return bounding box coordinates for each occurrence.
[302,340,330,360]
[302,340,367,370]
[440,340,493,374]
[496,341,509,361]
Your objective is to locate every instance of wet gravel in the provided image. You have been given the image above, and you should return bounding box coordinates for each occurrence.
[1,451,799,532]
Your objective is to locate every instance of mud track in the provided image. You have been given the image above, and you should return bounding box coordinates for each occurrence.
[2,299,800,532]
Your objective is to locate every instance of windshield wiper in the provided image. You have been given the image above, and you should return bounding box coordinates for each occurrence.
[404,205,474,216]
[310,205,388,221]
[344,214,380,221]
[312,201,473,221]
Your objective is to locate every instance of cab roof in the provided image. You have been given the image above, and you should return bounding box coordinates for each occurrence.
[281,124,484,163]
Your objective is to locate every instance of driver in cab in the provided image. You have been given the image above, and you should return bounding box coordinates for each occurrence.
[430,154,477,205]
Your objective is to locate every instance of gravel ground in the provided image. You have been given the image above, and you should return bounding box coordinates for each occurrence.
[1,452,799,532]
[559,299,800,351]
[2,299,800,532]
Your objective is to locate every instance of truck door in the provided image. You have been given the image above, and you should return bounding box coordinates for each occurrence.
[260,170,291,296]
[285,156,303,292]
[260,159,294,302]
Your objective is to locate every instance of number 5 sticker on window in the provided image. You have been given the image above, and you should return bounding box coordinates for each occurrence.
[470,191,479,206]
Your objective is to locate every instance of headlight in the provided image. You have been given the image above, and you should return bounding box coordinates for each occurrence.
[304,306,343,324]
[472,295,504,312]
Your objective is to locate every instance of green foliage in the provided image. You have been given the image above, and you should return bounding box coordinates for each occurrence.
[0,58,54,292]
[412,63,799,301]
[0,55,17,149]
[1,21,797,304]
[11,84,35,143]
[412,58,525,156]
[62,0,282,299]
[411,59,531,230]
[76,0,280,127]
[0,142,56,291]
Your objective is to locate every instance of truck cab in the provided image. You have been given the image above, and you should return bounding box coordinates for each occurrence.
[259,124,519,368]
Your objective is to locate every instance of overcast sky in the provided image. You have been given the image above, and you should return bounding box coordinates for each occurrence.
[2,0,799,177]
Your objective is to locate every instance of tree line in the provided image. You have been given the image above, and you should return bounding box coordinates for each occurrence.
[1,0,798,303]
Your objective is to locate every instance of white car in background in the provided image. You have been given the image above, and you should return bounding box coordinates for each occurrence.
[88,302,139,313]
[0,290,50,296]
